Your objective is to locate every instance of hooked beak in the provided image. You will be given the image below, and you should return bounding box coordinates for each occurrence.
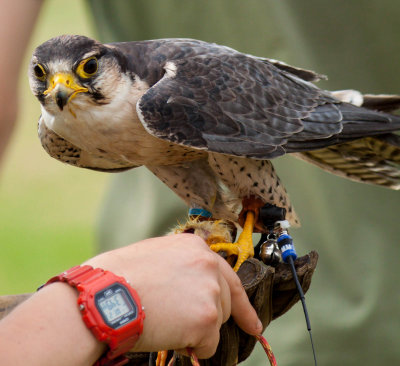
[44,73,88,110]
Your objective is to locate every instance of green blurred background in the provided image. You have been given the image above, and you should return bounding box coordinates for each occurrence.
[0,1,104,294]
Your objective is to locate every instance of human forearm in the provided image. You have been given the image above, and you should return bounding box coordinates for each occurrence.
[0,282,105,366]
[0,0,43,164]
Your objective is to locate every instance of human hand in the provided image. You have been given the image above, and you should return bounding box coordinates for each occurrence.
[85,234,262,359]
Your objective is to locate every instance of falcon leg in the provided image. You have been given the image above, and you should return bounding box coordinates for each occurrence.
[210,210,255,272]
[209,196,266,271]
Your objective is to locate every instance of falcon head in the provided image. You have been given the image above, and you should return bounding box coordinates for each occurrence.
[29,35,129,115]
[28,34,156,171]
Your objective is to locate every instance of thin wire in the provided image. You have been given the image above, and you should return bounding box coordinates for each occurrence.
[287,256,318,366]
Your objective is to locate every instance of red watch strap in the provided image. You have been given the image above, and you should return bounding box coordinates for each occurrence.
[45,265,103,287]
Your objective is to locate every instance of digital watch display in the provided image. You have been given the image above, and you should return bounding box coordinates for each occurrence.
[95,283,138,329]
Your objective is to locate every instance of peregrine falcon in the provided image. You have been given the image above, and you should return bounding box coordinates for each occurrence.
[29,35,400,269]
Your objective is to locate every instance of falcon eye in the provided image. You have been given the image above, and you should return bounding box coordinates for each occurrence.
[83,58,98,74]
[76,57,98,79]
[33,64,46,81]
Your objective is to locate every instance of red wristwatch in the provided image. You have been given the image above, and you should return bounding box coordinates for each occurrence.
[42,265,145,366]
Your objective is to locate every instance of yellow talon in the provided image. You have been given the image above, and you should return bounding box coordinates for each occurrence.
[210,211,255,271]
[156,350,168,366]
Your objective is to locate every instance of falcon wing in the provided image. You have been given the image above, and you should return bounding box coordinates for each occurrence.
[295,136,400,189]
[294,93,400,189]
[137,50,400,159]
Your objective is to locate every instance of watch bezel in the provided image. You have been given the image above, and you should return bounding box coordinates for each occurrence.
[77,274,144,349]
[94,282,138,330]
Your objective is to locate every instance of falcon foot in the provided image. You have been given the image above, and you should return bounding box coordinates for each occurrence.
[172,217,238,267]
[210,211,255,272]
[172,212,255,271]
[209,196,264,271]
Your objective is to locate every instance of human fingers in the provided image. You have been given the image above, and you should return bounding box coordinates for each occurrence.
[216,255,262,335]
[176,247,232,359]
[217,270,232,325]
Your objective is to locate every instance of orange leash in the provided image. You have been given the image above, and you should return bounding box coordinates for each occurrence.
[255,334,278,366]
[187,348,200,366]
[186,335,277,366]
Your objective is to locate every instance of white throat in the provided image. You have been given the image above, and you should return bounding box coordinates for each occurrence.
[41,74,150,161]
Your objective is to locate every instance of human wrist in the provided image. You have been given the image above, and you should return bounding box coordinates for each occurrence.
[39,282,107,361]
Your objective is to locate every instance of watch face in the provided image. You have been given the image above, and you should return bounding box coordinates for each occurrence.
[95,283,138,329]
